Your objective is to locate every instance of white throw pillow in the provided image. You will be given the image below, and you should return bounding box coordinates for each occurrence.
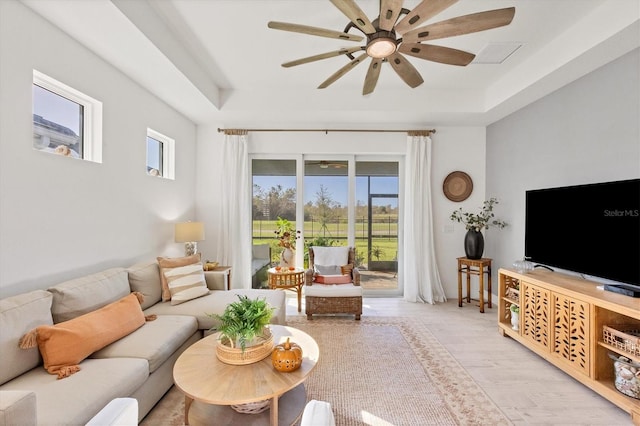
[163,263,209,305]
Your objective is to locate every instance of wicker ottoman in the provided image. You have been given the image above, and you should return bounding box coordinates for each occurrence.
[305,284,362,320]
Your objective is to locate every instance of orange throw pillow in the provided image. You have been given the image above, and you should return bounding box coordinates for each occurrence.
[157,254,201,302]
[34,293,145,379]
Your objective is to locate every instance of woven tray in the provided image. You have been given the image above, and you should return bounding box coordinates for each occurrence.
[216,329,274,365]
[603,325,640,357]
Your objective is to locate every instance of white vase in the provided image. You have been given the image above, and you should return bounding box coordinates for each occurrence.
[280,248,295,268]
[511,312,519,331]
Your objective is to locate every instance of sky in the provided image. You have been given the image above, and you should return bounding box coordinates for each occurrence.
[33,85,81,134]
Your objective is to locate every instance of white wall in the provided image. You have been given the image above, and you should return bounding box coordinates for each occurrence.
[0,2,197,297]
[196,125,487,298]
[486,48,640,281]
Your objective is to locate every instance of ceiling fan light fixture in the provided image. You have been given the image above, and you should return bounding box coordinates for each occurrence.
[366,33,397,59]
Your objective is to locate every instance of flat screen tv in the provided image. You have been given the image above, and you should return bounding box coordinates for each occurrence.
[525,178,640,286]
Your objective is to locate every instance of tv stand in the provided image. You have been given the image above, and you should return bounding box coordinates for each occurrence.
[498,268,640,424]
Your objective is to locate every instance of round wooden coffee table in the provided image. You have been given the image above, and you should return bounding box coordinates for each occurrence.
[173,325,319,426]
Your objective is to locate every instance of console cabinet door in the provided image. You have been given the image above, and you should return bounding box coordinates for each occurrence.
[553,293,590,375]
[522,282,551,351]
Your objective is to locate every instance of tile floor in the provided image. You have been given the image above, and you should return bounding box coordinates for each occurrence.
[284,294,634,425]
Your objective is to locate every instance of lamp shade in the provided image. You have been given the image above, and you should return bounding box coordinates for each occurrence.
[175,222,205,243]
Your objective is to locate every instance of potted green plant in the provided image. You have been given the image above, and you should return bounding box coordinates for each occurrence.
[210,295,275,352]
[450,197,508,259]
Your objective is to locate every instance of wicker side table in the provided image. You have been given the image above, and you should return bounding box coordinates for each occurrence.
[268,267,304,312]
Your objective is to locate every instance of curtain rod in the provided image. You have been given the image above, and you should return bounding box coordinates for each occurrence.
[217,128,435,135]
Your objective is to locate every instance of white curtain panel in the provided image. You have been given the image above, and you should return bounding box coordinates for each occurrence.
[403,134,446,304]
[214,132,252,289]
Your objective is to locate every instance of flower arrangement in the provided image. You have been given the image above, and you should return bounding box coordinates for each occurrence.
[450,197,508,232]
[274,217,300,250]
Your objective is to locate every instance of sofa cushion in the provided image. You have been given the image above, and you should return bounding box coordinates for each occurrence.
[314,275,352,284]
[48,268,130,323]
[0,358,148,426]
[157,254,201,302]
[305,283,363,297]
[33,293,146,379]
[164,262,209,305]
[0,290,53,385]
[91,315,198,373]
[143,289,287,329]
[127,262,162,309]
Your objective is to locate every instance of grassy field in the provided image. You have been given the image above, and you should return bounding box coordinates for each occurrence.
[253,218,398,264]
[253,218,397,239]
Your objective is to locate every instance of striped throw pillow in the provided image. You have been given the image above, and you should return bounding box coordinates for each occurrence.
[163,263,209,305]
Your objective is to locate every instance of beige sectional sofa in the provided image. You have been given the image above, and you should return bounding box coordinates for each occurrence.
[0,261,286,425]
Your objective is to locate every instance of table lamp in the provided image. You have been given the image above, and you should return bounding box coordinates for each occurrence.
[175,221,204,256]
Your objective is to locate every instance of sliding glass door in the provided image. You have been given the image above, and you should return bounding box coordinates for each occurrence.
[252,155,401,296]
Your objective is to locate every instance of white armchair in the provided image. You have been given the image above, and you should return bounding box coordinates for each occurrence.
[305,246,362,320]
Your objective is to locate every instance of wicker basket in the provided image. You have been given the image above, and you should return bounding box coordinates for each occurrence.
[231,399,270,414]
[216,328,274,365]
[603,325,640,357]
[609,353,640,399]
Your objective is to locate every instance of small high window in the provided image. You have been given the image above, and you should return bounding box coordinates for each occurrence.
[32,70,102,162]
[146,128,175,179]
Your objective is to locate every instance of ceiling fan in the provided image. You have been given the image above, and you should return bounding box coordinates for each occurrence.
[268,0,515,95]
[307,160,348,169]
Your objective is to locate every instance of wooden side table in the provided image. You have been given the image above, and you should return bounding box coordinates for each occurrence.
[457,257,492,313]
[268,267,304,312]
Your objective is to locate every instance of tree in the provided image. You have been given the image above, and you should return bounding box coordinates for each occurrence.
[253,184,296,221]
[313,185,338,237]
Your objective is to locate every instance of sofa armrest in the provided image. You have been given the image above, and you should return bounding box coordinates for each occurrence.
[204,270,229,291]
[85,398,138,426]
[0,391,37,426]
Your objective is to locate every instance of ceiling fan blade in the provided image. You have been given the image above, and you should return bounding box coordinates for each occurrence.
[282,47,364,68]
[394,0,458,35]
[402,7,516,43]
[268,21,363,42]
[399,43,475,66]
[318,52,369,89]
[387,52,424,88]
[363,58,383,95]
[379,0,404,32]
[330,0,376,34]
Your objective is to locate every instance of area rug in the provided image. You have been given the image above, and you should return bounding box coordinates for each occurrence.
[141,316,511,426]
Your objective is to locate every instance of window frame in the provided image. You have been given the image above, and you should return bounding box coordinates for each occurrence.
[146,128,175,180]
[32,70,102,163]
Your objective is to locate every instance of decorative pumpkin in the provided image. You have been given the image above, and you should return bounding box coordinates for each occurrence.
[271,338,303,372]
